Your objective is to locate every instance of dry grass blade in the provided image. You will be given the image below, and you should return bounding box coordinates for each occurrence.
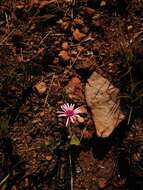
[44,73,55,111]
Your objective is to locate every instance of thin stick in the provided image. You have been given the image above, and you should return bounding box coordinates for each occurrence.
[44,74,55,111]
[127,106,133,125]
[0,28,16,43]
[39,31,52,45]
[0,174,10,187]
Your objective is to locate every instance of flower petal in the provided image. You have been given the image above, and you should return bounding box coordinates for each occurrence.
[61,105,67,112]
[58,114,67,117]
[57,111,65,114]
[70,103,75,110]
[70,116,74,123]
[67,103,70,108]
[74,108,81,114]
[64,103,69,110]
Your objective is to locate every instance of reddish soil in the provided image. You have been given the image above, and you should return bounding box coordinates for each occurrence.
[0,0,143,190]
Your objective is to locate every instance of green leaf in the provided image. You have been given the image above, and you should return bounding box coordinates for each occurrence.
[69,135,80,146]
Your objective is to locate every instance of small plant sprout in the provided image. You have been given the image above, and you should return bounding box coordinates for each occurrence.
[57,103,81,127]
[57,103,81,190]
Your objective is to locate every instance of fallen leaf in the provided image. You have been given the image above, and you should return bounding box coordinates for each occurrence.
[34,81,47,95]
[73,29,86,41]
[59,50,70,61]
[62,42,70,50]
[73,17,84,25]
[70,134,80,145]
[58,20,70,31]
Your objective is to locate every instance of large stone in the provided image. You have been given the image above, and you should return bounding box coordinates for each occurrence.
[85,72,125,138]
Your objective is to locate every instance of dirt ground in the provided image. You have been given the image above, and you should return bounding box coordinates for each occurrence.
[0,0,143,190]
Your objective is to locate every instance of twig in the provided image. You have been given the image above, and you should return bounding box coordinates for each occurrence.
[71,0,76,19]
[0,174,10,187]
[0,28,16,43]
[39,31,52,45]
[5,12,9,30]
[127,106,133,125]
[44,74,55,111]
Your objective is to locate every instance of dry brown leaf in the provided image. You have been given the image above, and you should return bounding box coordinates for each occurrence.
[62,42,70,50]
[34,81,47,95]
[73,29,86,41]
[73,17,84,25]
[59,50,70,61]
[59,20,71,31]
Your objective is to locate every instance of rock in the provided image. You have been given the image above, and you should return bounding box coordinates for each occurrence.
[34,81,47,95]
[59,50,70,61]
[79,105,88,114]
[73,29,86,41]
[80,7,95,17]
[85,72,125,138]
[127,25,133,32]
[74,56,96,72]
[46,154,53,161]
[100,0,107,7]
[32,119,40,124]
[82,129,94,139]
[65,77,84,102]
[39,111,45,117]
[98,178,108,189]
[77,115,85,123]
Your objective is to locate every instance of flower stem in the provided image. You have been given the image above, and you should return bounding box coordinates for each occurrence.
[69,151,73,190]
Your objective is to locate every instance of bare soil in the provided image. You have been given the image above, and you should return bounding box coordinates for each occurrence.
[0,0,143,190]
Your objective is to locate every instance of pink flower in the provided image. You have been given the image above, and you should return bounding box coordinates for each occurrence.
[57,103,81,126]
